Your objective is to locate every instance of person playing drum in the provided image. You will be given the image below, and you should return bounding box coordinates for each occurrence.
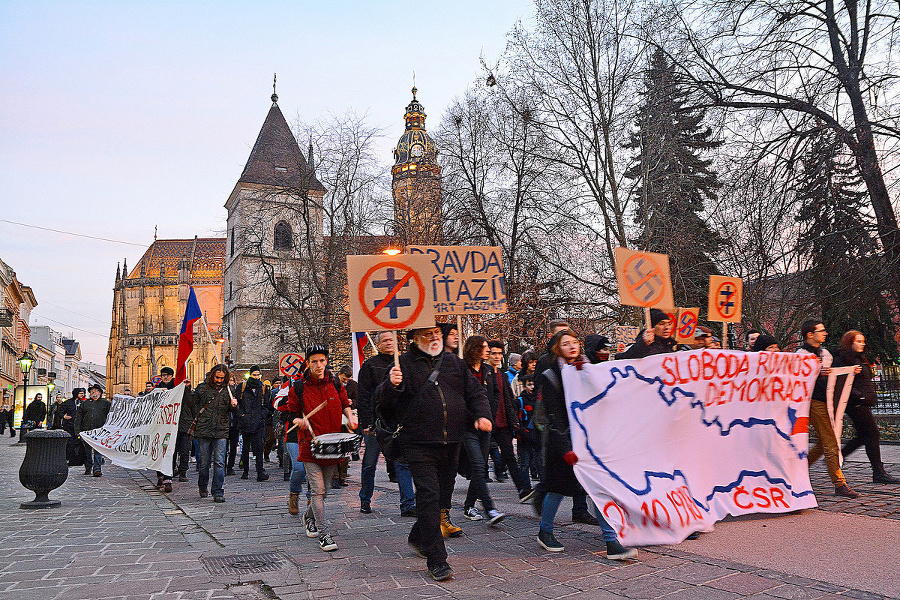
[279,344,358,552]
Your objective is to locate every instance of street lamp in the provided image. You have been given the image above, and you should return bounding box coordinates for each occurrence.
[16,350,34,443]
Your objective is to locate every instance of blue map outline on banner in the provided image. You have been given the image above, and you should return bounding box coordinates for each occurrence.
[567,364,814,512]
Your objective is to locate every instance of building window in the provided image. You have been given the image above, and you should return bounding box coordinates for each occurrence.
[274,221,293,250]
[275,277,288,295]
[229,282,233,301]
[230,228,235,257]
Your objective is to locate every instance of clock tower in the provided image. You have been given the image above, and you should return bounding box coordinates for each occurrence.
[392,87,443,246]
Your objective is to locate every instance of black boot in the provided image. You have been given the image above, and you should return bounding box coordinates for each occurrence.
[873,470,900,484]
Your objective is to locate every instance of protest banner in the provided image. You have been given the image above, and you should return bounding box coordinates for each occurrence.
[675,308,700,344]
[562,350,820,545]
[80,384,185,477]
[407,246,506,314]
[346,254,436,331]
[614,247,675,311]
[826,366,856,466]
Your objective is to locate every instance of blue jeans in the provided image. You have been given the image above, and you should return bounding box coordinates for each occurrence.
[539,492,617,541]
[196,438,227,498]
[82,441,104,472]
[358,432,415,511]
[284,442,308,495]
[462,429,495,512]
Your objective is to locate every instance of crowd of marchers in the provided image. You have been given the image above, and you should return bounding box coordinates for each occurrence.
[15,309,898,583]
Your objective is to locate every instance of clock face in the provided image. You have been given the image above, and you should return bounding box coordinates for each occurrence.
[411,143,425,158]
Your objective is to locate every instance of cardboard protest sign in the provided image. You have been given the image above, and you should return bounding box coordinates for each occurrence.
[562,350,820,545]
[675,308,700,344]
[407,246,506,314]
[614,247,675,309]
[614,325,641,354]
[707,276,743,323]
[80,385,185,476]
[346,254,436,331]
[279,353,305,378]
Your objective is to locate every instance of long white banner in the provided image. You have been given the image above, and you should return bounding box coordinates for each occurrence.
[81,384,185,476]
[562,350,820,545]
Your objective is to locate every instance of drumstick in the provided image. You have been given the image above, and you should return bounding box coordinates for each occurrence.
[284,400,328,436]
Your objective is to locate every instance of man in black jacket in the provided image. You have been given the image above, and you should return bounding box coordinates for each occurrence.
[616,309,676,359]
[377,324,492,582]
[184,365,238,502]
[235,365,272,482]
[74,385,111,476]
[357,331,416,516]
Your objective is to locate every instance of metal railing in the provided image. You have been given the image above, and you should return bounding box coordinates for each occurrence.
[873,363,900,414]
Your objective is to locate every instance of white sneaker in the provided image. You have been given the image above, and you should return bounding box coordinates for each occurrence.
[304,512,318,538]
[463,507,483,521]
[319,533,337,552]
[486,509,506,526]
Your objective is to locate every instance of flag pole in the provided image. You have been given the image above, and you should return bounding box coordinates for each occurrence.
[199,311,221,365]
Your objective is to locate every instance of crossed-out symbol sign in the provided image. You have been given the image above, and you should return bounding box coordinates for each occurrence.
[279,353,305,378]
[623,253,666,307]
[358,261,426,329]
[678,311,697,338]
[716,282,738,318]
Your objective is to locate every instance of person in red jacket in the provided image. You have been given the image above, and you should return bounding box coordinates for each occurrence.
[280,344,358,552]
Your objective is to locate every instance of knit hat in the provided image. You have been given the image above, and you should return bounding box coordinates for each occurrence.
[248,365,261,374]
[751,334,779,352]
[650,308,670,327]
[306,344,328,359]
[160,366,174,376]
[88,384,103,393]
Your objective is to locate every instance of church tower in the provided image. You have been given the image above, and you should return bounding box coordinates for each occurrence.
[223,86,325,372]
[392,87,443,246]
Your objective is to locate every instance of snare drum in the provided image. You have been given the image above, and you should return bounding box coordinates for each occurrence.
[310,432,362,460]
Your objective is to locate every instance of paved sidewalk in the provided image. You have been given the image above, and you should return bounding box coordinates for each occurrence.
[1,439,898,600]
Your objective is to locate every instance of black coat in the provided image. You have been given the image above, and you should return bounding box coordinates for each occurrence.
[23,399,47,427]
[833,349,877,407]
[184,383,236,439]
[485,364,521,431]
[537,359,581,497]
[357,352,394,430]
[74,398,111,435]
[615,332,676,360]
[235,380,272,433]
[376,346,492,445]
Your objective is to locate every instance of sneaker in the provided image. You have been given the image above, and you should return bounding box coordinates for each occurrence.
[486,509,506,526]
[400,507,418,518]
[606,540,637,560]
[463,507,483,521]
[304,513,318,538]
[360,501,372,514]
[538,530,564,552]
[213,496,225,503]
[572,510,598,525]
[257,472,270,482]
[519,488,537,503]
[835,485,861,498]
[318,533,337,552]
[199,489,209,498]
[428,562,453,582]
[874,471,900,484]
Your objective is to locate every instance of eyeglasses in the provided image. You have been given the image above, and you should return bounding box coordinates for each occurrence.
[416,330,442,340]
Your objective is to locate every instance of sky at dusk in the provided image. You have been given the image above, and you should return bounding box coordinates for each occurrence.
[0,1,532,365]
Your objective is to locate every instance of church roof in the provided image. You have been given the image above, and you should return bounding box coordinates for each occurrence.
[126,238,225,283]
[238,102,325,192]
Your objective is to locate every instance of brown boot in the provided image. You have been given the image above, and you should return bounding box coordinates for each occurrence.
[440,509,462,538]
[288,492,299,515]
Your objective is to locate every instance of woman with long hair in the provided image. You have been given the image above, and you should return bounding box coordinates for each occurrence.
[830,331,899,484]
[536,329,636,559]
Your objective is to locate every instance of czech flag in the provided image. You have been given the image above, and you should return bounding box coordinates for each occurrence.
[351,332,369,380]
[175,287,203,384]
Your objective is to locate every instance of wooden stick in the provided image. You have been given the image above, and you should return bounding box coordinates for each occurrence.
[284,400,329,436]
[722,322,729,349]
[457,314,463,358]
[393,330,400,368]
[643,307,652,331]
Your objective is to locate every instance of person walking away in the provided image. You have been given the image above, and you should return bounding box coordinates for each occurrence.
[235,366,272,481]
[74,385,111,476]
[535,329,637,560]
[830,330,899,484]
[279,345,357,552]
[377,325,492,581]
[797,319,861,498]
[184,365,237,502]
[487,340,535,503]
[357,331,416,516]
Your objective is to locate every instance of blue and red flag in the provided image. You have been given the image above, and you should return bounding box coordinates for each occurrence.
[175,287,203,384]
[351,332,370,380]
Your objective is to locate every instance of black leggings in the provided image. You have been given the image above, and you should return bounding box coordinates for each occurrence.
[842,402,885,473]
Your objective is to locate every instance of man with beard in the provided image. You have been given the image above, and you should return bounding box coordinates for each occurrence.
[74,385,111,477]
[236,366,272,481]
[377,324,492,582]
[184,365,238,502]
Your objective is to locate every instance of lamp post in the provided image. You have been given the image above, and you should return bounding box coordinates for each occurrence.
[17,350,34,444]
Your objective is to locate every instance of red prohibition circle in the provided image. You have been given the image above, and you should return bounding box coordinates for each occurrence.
[623,253,666,307]
[679,311,697,337]
[715,281,739,318]
[358,261,426,330]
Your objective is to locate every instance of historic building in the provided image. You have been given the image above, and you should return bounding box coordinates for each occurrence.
[105,237,225,394]
[392,87,444,246]
[0,257,37,420]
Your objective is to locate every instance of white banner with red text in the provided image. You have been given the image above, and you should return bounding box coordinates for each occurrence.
[80,384,185,476]
[562,350,820,545]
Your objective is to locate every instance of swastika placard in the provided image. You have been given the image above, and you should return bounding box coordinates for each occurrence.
[707,276,743,323]
[614,248,675,310]
[675,307,700,344]
[347,254,436,331]
[279,353,305,378]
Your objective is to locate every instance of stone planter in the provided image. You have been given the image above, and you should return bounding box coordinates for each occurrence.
[19,429,70,509]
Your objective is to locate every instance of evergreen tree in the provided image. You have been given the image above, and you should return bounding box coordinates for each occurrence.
[795,131,896,359]
[625,48,724,309]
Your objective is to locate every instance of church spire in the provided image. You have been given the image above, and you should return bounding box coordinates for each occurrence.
[271,73,278,105]
[308,139,315,174]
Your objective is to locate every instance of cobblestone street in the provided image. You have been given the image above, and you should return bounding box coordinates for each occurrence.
[2,440,898,600]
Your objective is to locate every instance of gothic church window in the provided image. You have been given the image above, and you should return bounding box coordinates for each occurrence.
[274,221,293,250]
